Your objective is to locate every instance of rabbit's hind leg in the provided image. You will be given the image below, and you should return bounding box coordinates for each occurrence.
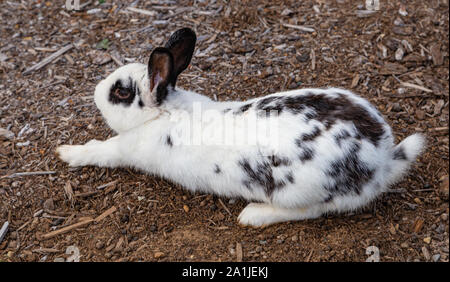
[237,203,322,227]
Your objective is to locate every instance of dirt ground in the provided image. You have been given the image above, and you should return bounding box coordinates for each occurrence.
[0,0,448,262]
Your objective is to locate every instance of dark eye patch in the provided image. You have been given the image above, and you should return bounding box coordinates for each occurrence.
[109,78,139,106]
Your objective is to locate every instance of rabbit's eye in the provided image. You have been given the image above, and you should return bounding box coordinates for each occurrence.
[114,88,131,99]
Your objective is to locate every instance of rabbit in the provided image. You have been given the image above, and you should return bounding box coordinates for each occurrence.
[56,28,426,227]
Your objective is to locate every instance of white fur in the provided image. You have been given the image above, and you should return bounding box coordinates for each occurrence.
[57,63,425,227]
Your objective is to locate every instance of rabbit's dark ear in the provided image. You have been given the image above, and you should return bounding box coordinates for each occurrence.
[164,28,196,80]
[148,47,174,105]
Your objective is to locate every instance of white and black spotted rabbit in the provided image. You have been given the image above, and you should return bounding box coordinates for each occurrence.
[57,28,425,227]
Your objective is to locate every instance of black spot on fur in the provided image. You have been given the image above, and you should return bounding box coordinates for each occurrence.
[293,93,384,146]
[259,93,385,146]
[109,77,139,106]
[301,126,321,142]
[304,111,317,121]
[214,164,221,174]
[334,129,352,146]
[324,142,374,196]
[165,135,173,147]
[256,96,285,116]
[299,147,315,162]
[138,99,144,107]
[393,146,407,160]
[234,104,252,115]
[285,172,295,184]
[238,158,277,196]
[323,194,334,203]
[269,155,291,167]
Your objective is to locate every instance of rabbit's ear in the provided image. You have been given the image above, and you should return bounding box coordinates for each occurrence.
[148,47,174,105]
[164,28,196,79]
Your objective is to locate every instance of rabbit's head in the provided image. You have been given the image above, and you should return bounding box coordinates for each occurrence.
[94,28,196,133]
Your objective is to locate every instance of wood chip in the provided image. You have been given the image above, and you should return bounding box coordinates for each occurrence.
[236,242,243,262]
[126,7,157,17]
[217,198,232,216]
[23,44,74,75]
[3,171,56,178]
[351,74,360,88]
[412,218,424,233]
[42,218,93,240]
[282,23,315,33]
[94,206,117,222]
[32,248,61,254]
[96,180,118,190]
[74,190,99,198]
[400,82,433,93]
[429,43,443,66]
[379,62,408,75]
[0,128,14,139]
[64,181,74,203]
[0,221,9,244]
[310,49,316,71]
[392,25,414,35]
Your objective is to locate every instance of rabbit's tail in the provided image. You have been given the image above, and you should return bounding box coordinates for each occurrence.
[386,133,426,185]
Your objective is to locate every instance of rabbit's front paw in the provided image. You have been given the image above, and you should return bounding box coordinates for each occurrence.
[56,145,88,167]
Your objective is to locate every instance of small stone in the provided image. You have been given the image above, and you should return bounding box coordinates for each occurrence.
[281,8,293,16]
[432,254,441,262]
[423,237,431,244]
[7,240,17,249]
[395,47,404,61]
[421,246,431,261]
[413,198,421,205]
[291,235,298,242]
[398,4,408,16]
[149,225,157,233]
[435,224,445,234]
[393,17,404,26]
[120,214,129,223]
[53,257,65,262]
[400,242,409,248]
[43,198,54,210]
[391,103,402,112]
[183,205,189,213]
[95,241,105,250]
[154,251,165,259]
[51,218,64,226]
[296,52,309,63]
[7,251,14,258]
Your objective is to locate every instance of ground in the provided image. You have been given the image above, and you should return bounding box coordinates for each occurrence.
[0,0,448,262]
